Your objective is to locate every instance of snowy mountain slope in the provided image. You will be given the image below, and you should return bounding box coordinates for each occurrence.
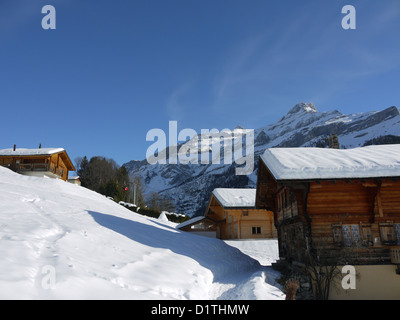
[0,166,283,300]
[124,103,400,216]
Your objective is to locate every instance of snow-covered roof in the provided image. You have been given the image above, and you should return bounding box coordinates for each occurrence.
[261,144,400,181]
[176,216,207,229]
[212,188,256,208]
[0,148,65,156]
[68,176,80,180]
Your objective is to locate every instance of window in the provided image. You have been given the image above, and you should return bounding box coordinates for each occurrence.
[332,224,361,247]
[380,223,396,245]
[343,225,360,247]
[243,210,248,216]
[332,225,343,246]
[395,224,400,245]
[360,224,373,246]
[252,227,261,235]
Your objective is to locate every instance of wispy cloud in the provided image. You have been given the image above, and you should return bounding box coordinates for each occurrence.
[210,1,400,118]
[165,82,193,122]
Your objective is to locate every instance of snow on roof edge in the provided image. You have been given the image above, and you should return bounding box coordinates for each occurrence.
[212,188,256,208]
[0,147,66,156]
[260,144,400,181]
[176,216,207,229]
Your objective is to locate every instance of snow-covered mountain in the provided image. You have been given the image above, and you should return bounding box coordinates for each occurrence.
[124,103,400,217]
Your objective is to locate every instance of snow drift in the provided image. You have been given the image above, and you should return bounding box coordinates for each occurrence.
[0,167,283,300]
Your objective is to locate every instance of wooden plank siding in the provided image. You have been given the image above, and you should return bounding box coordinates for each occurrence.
[205,190,277,240]
[0,149,74,181]
[255,158,278,211]
[256,157,400,265]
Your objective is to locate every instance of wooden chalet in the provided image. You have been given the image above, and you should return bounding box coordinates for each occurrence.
[0,146,75,181]
[256,144,400,299]
[203,188,277,240]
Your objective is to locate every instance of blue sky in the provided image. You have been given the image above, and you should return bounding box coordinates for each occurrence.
[0,0,399,166]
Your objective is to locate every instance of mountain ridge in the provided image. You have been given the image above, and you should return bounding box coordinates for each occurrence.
[124,103,400,216]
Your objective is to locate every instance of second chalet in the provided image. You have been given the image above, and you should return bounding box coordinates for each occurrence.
[178,188,276,240]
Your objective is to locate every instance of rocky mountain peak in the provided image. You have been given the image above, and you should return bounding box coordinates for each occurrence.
[288,102,317,115]
[124,103,400,217]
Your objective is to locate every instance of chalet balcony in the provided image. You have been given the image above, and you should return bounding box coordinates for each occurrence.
[335,246,400,265]
[16,163,64,178]
[307,245,398,266]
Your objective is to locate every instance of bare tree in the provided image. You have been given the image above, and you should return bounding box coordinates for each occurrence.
[74,156,83,175]
[300,236,357,300]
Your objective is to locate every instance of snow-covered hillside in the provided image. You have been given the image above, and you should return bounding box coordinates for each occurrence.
[0,167,283,300]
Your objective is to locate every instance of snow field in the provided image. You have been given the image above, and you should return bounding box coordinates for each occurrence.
[0,167,284,300]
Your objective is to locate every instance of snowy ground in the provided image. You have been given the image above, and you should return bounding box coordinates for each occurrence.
[212,239,282,300]
[0,166,284,300]
[224,239,279,267]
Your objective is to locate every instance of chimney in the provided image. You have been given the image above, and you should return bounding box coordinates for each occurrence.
[328,134,339,149]
[39,143,42,149]
[13,144,16,151]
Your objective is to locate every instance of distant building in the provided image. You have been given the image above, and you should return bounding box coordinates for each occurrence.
[67,176,81,186]
[176,216,219,238]
[179,188,277,240]
[0,146,75,181]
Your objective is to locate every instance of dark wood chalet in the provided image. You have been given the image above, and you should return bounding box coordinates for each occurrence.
[256,144,400,299]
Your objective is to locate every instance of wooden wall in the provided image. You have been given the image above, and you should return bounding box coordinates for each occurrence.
[0,157,13,171]
[307,180,400,247]
[255,160,278,211]
[205,194,277,240]
[271,178,400,264]
[221,208,276,240]
[0,153,70,181]
[49,153,69,180]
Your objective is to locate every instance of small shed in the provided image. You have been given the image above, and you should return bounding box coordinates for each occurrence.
[176,216,218,238]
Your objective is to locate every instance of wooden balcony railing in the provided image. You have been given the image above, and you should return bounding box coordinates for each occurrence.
[18,163,49,171]
[16,163,64,178]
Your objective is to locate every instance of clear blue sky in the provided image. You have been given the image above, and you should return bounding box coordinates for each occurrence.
[0,0,399,166]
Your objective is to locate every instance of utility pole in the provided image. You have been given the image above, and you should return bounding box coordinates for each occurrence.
[133,183,136,205]
[130,182,136,205]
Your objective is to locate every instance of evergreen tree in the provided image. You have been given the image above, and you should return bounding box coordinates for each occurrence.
[77,156,89,187]
[75,155,127,202]
[147,192,176,213]
[147,192,162,212]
